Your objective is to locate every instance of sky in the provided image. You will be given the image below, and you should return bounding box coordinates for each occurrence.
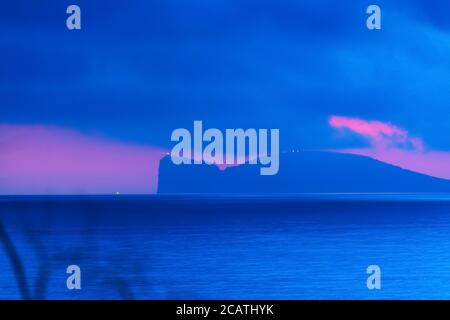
[1,1,450,194]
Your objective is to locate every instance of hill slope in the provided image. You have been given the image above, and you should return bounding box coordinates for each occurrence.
[158,151,450,194]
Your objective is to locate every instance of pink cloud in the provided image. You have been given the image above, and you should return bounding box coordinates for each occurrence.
[329,115,424,151]
[0,125,166,195]
[328,115,450,180]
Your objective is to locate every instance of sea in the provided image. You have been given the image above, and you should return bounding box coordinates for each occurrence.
[0,194,450,300]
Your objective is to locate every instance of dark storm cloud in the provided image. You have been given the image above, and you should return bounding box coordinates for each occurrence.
[1,1,450,149]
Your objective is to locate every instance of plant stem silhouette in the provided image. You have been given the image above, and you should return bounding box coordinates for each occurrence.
[0,220,31,300]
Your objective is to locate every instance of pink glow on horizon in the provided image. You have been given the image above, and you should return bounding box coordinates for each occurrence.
[171,153,256,170]
[0,125,167,194]
[328,115,450,180]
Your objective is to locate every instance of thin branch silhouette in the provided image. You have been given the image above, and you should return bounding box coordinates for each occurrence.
[0,220,31,300]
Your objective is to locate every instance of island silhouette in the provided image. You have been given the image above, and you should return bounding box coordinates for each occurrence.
[157,151,450,194]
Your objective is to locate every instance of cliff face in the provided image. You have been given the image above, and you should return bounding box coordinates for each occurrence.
[158,151,450,194]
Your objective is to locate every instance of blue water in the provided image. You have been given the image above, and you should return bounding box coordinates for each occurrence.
[1,194,450,299]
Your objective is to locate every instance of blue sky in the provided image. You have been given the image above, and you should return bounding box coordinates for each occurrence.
[2,0,450,151]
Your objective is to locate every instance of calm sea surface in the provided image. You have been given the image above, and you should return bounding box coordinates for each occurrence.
[1,194,450,299]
